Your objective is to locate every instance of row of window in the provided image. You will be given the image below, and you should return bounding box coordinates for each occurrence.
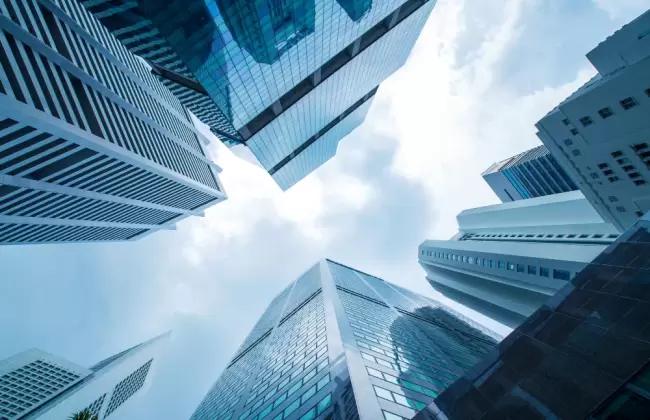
[238,371,331,420]
[374,384,427,411]
[463,232,618,241]
[361,352,438,399]
[563,89,650,130]
[251,332,327,400]
[423,250,572,281]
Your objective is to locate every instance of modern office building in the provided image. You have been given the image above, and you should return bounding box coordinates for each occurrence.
[481,145,578,203]
[191,259,499,420]
[0,332,168,419]
[82,0,436,190]
[414,212,650,420]
[77,0,242,144]
[536,10,650,232]
[0,0,226,245]
[419,191,620,328]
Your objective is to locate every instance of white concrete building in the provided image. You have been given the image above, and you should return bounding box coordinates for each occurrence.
[419,191,619,328]
[0,332,168,419]
[536,10,650,232]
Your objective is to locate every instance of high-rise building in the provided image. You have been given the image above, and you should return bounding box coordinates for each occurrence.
[0,0,226,245]
[419,191,620,328]
[481,145,578,203]
[414,213,650,420]
[77,0,242,144]
[82,0,436,190]
[536,10,650,232]
[0,332,168,419]
[191,259,499,420]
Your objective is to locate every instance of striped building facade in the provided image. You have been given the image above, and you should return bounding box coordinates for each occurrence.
[77,0,242,144]
[0,0,226,245]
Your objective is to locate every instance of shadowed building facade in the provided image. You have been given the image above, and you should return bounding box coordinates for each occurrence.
[0,0,226,245]
[414,213,650,419]
[190,260,498,420]
[82,0,436,190]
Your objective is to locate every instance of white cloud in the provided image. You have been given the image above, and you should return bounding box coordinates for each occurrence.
[593,0,648,20]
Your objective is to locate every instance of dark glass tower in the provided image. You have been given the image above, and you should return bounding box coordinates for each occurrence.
[82,0,436,190]
[0,0,225,245]
[413,215,650,419]
[191,260,498,420]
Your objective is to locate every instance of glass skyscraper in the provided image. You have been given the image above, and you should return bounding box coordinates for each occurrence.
[191,259,498,420]
[83,0,436,189]
[0,0,225,245]
[482,145,578,202]
[414,213,650,419]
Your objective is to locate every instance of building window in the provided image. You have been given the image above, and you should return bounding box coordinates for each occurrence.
[608,196,618,202]
[516,264,525,273]
[553,269,571,280]
[609,176,620,183]
[570,128,579,136]
[590,172,600,179]
[617,157,631,164]
[498,261,505,269]
[489,260,495,268]
[620,97,638,110]
[632,143,648,152]
[562,118,570,126]
[528,265,537,275]
[628,172,641,179]
[603,169,614,176]
[540,267,550,277]
[598,107,614,119]
[572,149,581,156]
[645,88,650,97]
[564,138,573,146]
[623,165,635,172]
[598,163,609,169]
[611,151,623,158]
[637,211,645,217]
[476,258,482,265]
[616,206,627,213]
[579,116,593,127]
[634,180,647,186]
[507,263,515,271]
[468,257,474,264]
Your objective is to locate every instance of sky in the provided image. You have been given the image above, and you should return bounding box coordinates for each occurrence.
[0,0,648,418]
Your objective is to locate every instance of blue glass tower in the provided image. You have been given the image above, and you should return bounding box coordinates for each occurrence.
[482,145,578,202]
[0,0,225,244]
[83,0,435,190]
[191,260,498,420]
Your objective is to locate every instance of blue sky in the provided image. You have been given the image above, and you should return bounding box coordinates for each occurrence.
[0,0,648,418]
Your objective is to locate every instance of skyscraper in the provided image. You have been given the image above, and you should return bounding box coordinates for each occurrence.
[0,0,226,245]
[419,191,620,328]
[0,332,168,419]
[414,212,650,420]
[191,259,498,420]
[82,0,436,190]
[481,145,578,203]
[536,10,650,232]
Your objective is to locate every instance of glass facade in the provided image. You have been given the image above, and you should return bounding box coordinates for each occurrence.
[414,216,650,420]
[482,145,578,202]
[85,0,435,189]
[0,0,225,244]
[191,259,498,420]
